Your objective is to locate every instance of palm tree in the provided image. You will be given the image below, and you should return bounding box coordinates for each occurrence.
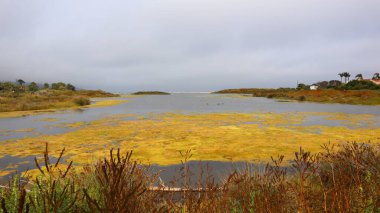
[17,79,25,86]
[342,72,347,83]
[355,74,363,80]
[346,72,351,82]
[338,73,344,83]
[341,72,351,83]
[373,73,380,80]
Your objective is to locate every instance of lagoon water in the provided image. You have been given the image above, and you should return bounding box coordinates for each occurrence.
[0,93,379,183]
[1,93,380,141]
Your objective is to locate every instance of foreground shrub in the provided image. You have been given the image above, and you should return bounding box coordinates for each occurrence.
[83,149,153,212]
[0,175,29,213]
[1,142,380,212]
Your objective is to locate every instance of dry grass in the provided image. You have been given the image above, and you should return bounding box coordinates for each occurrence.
[0,89,118,113]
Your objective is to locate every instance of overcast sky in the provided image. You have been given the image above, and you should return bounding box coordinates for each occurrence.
[1,0,379,92]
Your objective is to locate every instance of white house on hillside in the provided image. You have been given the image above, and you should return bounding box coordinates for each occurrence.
[310,85,319,90]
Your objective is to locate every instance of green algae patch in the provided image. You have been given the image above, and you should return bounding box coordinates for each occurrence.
[0,112,379,174]
[0,128,35,135]
[86,99,127,108]
[0,109,58,119]
[63,122,88,129]
[35,117,59,122]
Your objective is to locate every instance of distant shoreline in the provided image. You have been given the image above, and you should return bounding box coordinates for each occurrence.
[214,88,380,105]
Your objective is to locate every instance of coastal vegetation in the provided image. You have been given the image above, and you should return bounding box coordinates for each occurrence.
[1,142,380,212]
[132,91,170,95]
[215,88,380,105]
[215,73,380,105]
[0,80,119,113]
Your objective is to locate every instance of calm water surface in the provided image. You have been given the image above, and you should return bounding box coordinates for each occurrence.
[1,93,379,141]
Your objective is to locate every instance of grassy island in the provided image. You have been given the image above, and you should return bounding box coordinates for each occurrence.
[132,91,170,95]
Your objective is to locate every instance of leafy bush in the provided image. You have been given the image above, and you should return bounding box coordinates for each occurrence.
[51,82,67,90]
[66,84,76,91]
[342,80,380,90]
[298,96,306,101]
[297,84,310,90]
[0,82,21,92]
[73,97,90,106]
[28,82,39,92]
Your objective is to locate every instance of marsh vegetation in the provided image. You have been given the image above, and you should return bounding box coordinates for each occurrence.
[215,88,380,105]
[1,142,380,212]
[0,80,118,114]
[215,73,380,105]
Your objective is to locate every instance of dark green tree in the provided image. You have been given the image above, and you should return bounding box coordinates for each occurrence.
[342,80,380,90]
[355,74,363,80]
[51,82,66,90]
[16,79,25,86]
[28,82,39,92]
[66,84,76,91]
[373,73,380,80]
[43,83,50,89]
[297,83,309,90]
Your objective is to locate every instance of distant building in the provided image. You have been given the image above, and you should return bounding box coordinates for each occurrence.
[370,79,380,85]
[310,85,319,90]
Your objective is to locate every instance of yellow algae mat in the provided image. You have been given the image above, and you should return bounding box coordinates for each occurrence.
[0,112,379,173]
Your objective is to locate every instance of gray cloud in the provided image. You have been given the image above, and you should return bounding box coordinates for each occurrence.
[1,0,380,92]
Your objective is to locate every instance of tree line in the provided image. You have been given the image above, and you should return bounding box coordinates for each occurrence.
[339,72,380,83]
[0,79,76,93]
[298,72,380,90]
